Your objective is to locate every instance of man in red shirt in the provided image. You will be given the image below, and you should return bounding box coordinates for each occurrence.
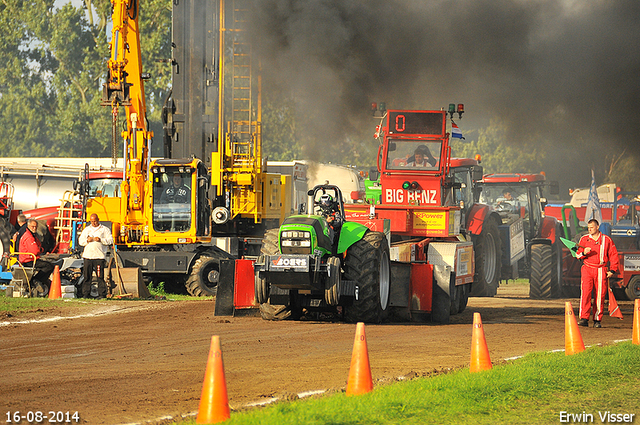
[18,219,54,295]
[575,219,620,328]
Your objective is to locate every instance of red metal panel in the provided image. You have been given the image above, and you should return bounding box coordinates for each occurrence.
[344,206,409,232]
[377,209,409,232]
[544,204,628,224]
[234,259,256,309]
[410,263,433,313]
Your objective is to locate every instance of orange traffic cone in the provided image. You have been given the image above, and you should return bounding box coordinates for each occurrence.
[346,322,373,396]
[196,336,230,424]
[469,312,492,372]
[633,299,640,345]
[565,301,585,355]
[48,265,62,299]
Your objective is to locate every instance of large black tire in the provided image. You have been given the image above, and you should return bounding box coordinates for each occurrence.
[626,276,640,301]
[256,228,302,320]
[254,256,269,304]
[529,243,561,299]
[343,231,391,323]
[450,283,470,315]
[458,284,469,312]
[185,253,221,296]
[29,279,49,298]
[470,219,502,297]
[324,256,340,306]
[0,217,12,268]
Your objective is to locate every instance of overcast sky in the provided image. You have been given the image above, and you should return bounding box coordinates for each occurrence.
[247,0,639,192]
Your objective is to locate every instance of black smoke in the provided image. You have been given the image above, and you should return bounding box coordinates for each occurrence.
[248,0,640,192]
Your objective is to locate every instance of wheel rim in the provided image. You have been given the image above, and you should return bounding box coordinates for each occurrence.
[632,278,640,298]
[379,251,390,309]
[201,260,219,291]
[483,232,497,284]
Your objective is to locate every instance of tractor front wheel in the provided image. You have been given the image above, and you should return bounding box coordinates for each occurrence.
[626,275,640,301]
[324,256,340,306]
[471,219,502,297]
[256,229,302,320]
[254,255,269,304]
[343,231,390,323]
[530,243,561,299]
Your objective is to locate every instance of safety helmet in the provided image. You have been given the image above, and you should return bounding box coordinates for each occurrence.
[319,193,334,208]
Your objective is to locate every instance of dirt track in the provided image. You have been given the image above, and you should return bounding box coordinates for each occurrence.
[1,283,636,425]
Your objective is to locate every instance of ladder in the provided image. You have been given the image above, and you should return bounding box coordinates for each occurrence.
[54,191,83,254]
[224,0,262,221]
[229,0,260,168]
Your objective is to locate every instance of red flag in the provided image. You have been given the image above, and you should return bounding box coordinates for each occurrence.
[608,286,623,319]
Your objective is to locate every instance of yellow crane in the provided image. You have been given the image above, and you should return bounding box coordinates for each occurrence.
[85,0,294,296]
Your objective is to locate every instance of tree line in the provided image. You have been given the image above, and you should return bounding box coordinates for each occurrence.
[1,0,636,195]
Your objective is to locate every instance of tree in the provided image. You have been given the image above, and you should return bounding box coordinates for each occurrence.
[0,0,171,158]
[605,149,640,192]
[451,118,546,174]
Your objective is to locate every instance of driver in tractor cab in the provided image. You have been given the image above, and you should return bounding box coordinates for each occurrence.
[495,188,520,212]
[319,193,343,246]
[406,145,438,168]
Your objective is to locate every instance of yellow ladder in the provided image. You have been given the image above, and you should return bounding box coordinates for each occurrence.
[227,0,262,222]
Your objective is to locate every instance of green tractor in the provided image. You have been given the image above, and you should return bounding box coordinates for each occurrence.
[254,184,391,323]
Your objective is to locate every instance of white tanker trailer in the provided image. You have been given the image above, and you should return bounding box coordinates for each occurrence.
[0,158,123,211]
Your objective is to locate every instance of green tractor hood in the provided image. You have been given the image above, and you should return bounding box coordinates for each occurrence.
[280,215,369,255]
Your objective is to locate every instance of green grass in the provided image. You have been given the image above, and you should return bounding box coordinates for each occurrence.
[0,285,209,319]
[178,342,640,425]
[0,294,61,313]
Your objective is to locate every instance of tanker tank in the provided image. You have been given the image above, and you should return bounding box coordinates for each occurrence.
[0,158,123,211]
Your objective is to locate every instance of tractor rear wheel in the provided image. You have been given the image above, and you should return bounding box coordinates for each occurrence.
[529,243,560,299]
[626,275,640,301]
[343,231,390,323]
[470,219,502,297]
[185,254,221,296]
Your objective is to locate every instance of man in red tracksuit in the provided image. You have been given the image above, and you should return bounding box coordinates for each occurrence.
[575,219,620,328]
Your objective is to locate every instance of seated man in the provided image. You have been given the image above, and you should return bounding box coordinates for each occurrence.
[318,194,343,247]
[495,189,520,212]
[12,213,27,249]
[406,145,438,168]
[161,172,191,203]
[18,219,54,295]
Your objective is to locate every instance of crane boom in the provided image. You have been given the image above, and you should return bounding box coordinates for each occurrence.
[101,0,152,213]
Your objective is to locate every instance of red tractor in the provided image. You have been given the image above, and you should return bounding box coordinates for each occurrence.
[345,105,503,322]
[479,173,564,298]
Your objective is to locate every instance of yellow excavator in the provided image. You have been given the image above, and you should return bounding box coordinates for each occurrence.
[86,0,294,296]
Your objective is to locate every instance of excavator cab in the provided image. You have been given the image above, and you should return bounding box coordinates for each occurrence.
[149,159,210,238]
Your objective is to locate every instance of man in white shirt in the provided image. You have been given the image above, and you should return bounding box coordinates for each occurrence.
[79,214,114,298]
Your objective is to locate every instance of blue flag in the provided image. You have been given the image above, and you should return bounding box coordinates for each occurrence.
[584,169,602,224]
